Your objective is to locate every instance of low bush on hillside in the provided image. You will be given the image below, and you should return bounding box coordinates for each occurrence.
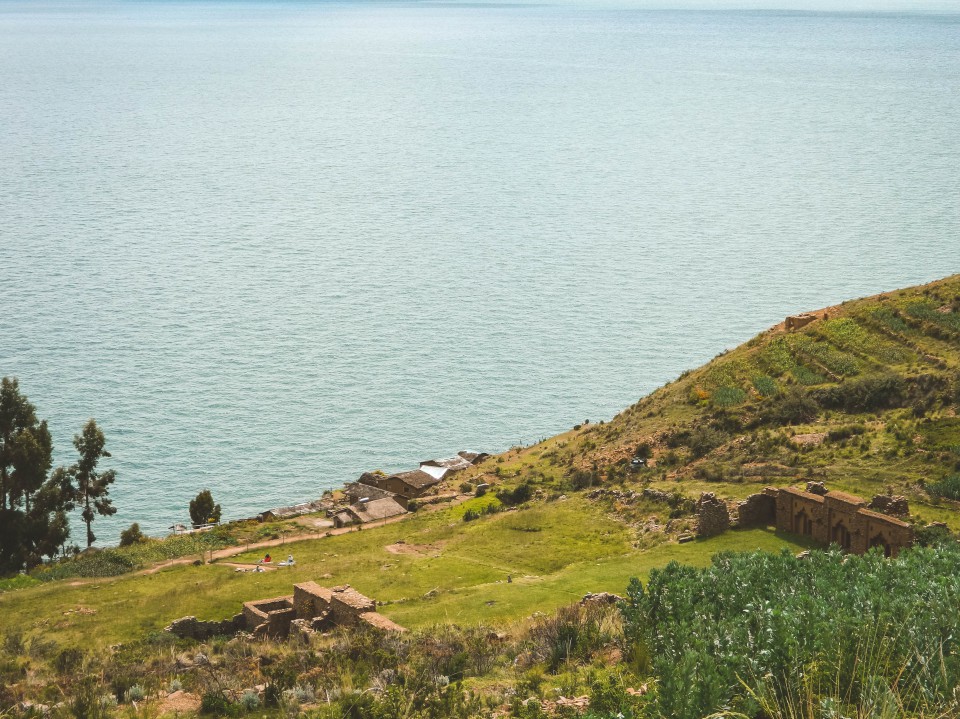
[927,474,960,501]
[497,482,534,506]
[622,545,960,719]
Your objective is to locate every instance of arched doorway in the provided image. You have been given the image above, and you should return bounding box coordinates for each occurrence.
[831,521,852,551]
[869,533,892,557]
[793,509,813,536]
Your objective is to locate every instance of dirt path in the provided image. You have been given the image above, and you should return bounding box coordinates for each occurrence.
[57,494,474,586]
[136,496,471,577]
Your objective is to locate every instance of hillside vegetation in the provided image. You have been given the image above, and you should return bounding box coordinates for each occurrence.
[484,274,960,532]
[2,274,960,718]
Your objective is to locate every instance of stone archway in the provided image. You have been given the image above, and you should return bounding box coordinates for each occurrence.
[831,521,852,551]
[869,533,892,558]
[793,509,813,536]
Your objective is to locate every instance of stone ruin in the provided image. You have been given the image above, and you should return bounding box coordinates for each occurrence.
[868,493,910,517]
[736,489,777,527]
[166,582,405,641]
[732,484,913,557]
[785,312,828,331]
[695,492,730,538]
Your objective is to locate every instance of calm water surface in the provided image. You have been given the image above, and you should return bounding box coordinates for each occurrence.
[1,1,959,542]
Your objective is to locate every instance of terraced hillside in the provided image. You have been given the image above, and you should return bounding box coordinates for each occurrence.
[479,274,960,533]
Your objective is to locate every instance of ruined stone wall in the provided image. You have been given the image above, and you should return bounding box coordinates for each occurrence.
[329,585,376,626]
[737,489,777,527]
[242,596,293,634]
[785,313,826,331]
[165,614,245,641]
[869,494,910,517]
[695,493,730,538]
[294,582,332,619]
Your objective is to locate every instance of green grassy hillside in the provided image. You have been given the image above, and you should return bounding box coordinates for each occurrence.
[474,274,960,532]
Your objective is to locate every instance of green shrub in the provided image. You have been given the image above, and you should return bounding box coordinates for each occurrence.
[712,385,747,408]
[927,474,960,501]
[688,426,724,459]
[497,482,533,506]
[118,523,146,547]
[200,691,233,715]
[622,545,960,719]
[766,387,820,425]
[752,375,778,398]
[238,690,259,711]
[827,424,866,442]
[812,373,907,413]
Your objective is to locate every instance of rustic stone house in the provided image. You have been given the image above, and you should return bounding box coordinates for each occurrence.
[359,469,440,506]
[332,496,407,527]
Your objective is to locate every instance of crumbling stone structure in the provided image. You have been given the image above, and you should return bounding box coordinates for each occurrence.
[774,486,912,557]
[736,489,777,527]
[164,614,246,641]
[785,312,828,331]
[869,493,910,517]
[166,582,405,641]
[805,481,828,496]
[695,492,730,538]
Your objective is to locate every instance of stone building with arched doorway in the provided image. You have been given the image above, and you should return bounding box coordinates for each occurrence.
[772,486,912,557]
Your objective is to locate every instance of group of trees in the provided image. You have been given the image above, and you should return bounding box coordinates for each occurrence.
[0,377,116,574]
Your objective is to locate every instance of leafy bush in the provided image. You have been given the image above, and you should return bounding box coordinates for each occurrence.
[497,482,533,506]
[282,684,315,706]
[200,691,233,715]
[927,474,960,501]
[523,602,618,673]
[827,424,866,442]
[766,387,820,425]
[712,385,747,407]
[0,574,40,592]
[687,426,725,459]
[622,545,960,719]
[752,375,778,398]
[462,509,480,522]
[124,684,145,702]
[812,373,906,413]
[238,689,260,711]
[118,522,146,547]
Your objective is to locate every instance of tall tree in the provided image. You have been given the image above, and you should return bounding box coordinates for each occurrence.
[0,378,70,573]
[0,377,52,512]
[64,419,117,548]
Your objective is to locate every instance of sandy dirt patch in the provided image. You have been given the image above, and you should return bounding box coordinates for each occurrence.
[158,691,201,715]
[385,541,441,557]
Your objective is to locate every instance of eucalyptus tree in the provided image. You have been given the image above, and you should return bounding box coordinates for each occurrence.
[61,419,117,548]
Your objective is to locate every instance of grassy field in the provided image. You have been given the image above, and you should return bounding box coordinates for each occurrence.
[0,496,808,649]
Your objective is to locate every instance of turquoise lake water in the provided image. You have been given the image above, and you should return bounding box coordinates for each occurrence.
[1,1,959,543]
